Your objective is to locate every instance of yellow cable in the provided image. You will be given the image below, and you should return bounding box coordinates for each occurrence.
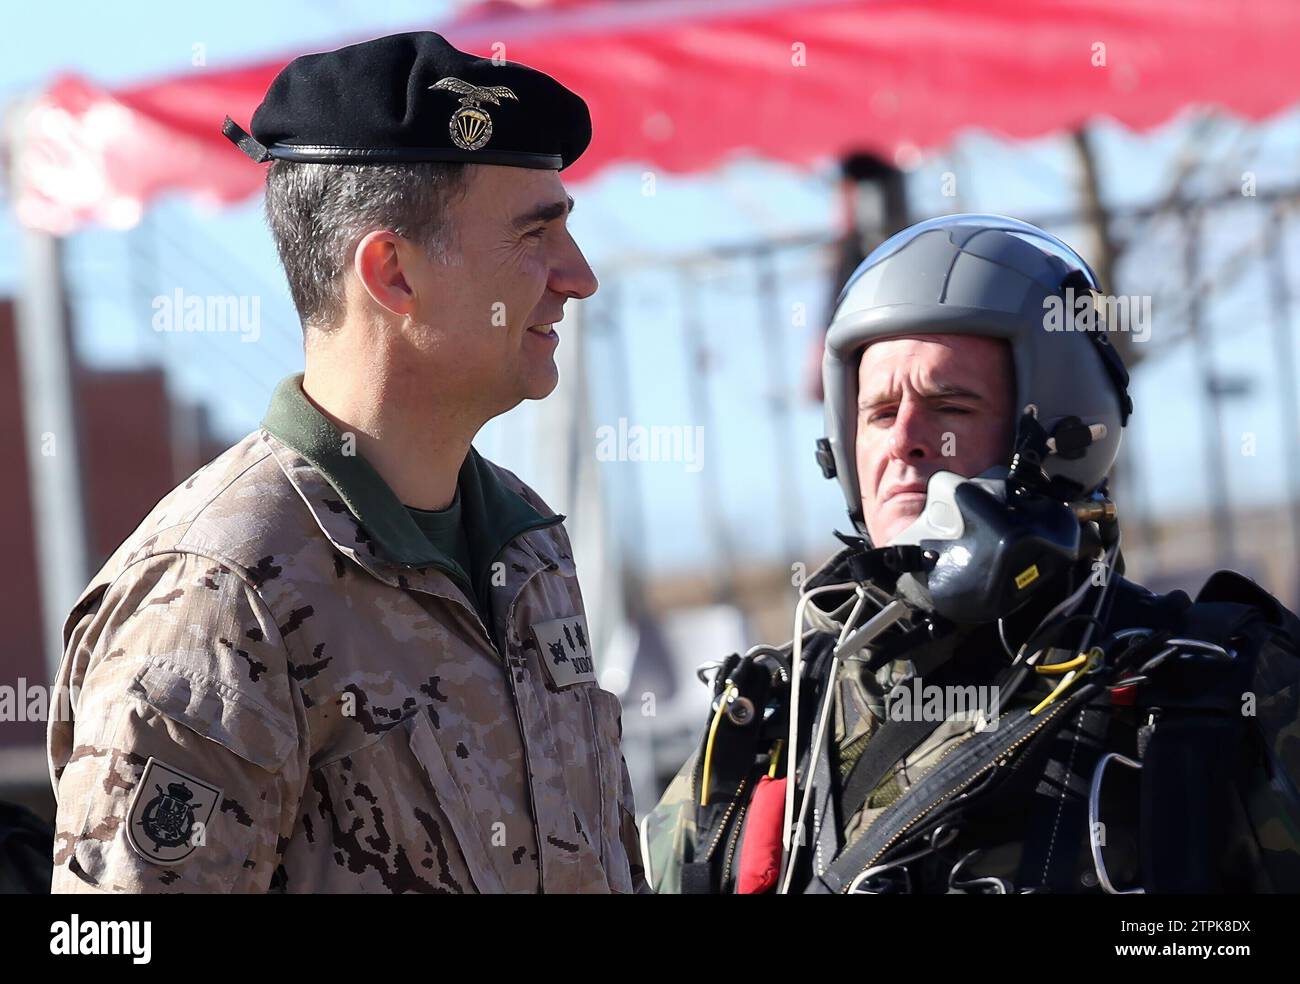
[1030,669,1078,715]
[699,684,737,806]
[767,738,784,779]
[1035,652,1088,675]
[1029,649,1102,715]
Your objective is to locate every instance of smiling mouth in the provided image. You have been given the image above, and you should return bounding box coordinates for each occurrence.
[526,324,558,338]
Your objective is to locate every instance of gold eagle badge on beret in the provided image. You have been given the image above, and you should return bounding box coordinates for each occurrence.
[429,77,519,151]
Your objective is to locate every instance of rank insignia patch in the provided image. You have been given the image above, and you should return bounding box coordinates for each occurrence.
[126,757,223,866]
[530,615,596,689]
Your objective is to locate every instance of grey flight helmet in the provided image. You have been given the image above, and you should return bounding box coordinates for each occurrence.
[818,213,1133,539]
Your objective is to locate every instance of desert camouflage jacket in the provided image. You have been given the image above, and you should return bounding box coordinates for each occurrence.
[48,375,646,894]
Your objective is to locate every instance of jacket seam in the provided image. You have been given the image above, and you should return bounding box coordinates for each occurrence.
[172,446,276,551]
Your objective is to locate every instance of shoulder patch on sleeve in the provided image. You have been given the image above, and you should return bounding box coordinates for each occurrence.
[126,757,223,866]
[531,616,595,689]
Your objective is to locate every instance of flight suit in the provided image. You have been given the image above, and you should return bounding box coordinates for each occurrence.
[646,548,1300,893]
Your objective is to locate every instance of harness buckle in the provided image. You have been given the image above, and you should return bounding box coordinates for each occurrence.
[948,849,1011,894]
[1087,751,1145,895]
[845,824,960,894]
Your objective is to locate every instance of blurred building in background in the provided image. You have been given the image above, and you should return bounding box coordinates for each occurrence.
[0,297,224,812]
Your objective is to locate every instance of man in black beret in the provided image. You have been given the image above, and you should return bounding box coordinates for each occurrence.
[49,32,647,894]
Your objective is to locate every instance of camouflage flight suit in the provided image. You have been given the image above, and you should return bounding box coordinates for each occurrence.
[646,549,1300,893]
[48,375,646,894]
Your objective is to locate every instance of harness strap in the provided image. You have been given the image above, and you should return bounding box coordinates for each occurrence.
[1015,699,1111,892]
[1135,598,1261,892]
[680,862,714,895]
[1139,709,1245,892]
[836,718,939,832]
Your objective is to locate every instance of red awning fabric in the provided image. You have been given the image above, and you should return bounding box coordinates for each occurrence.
[13,0,1300,233]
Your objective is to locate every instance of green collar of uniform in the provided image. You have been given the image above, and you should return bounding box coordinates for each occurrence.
[262,375,557,581]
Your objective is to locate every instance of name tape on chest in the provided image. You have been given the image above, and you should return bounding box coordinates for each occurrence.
[530,616,596,689]
[126,757,223,866]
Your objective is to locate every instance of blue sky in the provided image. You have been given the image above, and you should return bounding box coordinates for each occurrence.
[5,1,1300,577]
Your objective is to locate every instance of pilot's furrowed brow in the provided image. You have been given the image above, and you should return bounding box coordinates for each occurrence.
[922,384,984,402]
[859,383,984,410]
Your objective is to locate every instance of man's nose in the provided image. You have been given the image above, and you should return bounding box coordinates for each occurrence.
[551,230,599,300]
[887,401,940,463]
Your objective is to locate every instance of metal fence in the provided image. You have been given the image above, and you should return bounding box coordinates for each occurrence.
[585,191,1300,610]
[583,191,1300,795]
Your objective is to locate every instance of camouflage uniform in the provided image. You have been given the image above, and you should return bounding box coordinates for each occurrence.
[48,375,646,894]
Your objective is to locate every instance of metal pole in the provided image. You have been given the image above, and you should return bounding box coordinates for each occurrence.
[1265,206,1300,608]
[600,281,648,615]
[681,272,740,609]
[12,214,91,682]
[531,287,579,508]
[1183,207,1235,566]
[755,249,803,578]
[1072,127,1159,565]
[557,304,629,690]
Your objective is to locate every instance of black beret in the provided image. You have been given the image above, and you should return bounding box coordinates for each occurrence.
[222,32,590,170]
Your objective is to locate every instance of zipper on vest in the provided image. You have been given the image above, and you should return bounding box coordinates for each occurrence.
[703,776,749,865]
[840,698,1077,893]
[720,794,751,891]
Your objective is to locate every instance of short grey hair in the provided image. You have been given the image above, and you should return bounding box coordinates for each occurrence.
[263,160,471,332]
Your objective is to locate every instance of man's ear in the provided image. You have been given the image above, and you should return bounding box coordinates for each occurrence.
[353,231,417,317]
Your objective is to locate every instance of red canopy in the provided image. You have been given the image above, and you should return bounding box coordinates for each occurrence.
[14,0,1300,233]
